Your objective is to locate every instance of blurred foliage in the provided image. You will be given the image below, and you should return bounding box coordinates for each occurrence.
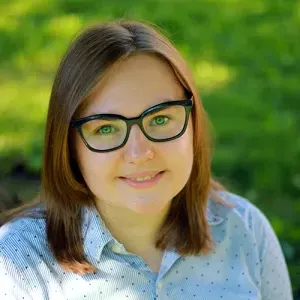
[0,0,299,295]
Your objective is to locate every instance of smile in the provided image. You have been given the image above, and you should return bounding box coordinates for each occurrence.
[119,171,165,188]
[126,174,157,182]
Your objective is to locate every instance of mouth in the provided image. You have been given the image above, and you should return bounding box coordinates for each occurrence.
[119,171,166,188]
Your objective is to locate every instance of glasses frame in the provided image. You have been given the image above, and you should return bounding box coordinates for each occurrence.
[71,97,193,153]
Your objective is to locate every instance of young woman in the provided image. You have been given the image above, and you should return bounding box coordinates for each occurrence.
[0,20,293,300]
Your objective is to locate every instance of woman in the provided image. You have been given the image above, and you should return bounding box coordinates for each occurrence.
[0,20,293,299]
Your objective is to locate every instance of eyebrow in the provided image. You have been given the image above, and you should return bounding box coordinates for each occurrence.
[86,97,181,118]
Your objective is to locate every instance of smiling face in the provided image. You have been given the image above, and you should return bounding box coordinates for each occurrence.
[74,53,194,215]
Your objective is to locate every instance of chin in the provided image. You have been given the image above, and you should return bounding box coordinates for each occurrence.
[128,199,171,215]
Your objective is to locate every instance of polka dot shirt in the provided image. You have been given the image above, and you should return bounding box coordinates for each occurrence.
[0,192,293,299]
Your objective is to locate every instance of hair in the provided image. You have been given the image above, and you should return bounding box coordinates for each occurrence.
[1,19,233,274]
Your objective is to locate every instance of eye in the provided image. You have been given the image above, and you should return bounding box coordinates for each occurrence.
[150,116,170,126]
[94,125,118,135]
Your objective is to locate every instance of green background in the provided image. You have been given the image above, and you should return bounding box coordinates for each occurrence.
[0,0,299,296]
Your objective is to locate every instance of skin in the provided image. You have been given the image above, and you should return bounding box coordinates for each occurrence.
[74,53,194,263]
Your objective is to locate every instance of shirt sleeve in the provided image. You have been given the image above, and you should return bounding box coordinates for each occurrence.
[251,204,293,300]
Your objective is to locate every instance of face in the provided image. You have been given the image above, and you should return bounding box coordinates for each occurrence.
[74,53,194,215]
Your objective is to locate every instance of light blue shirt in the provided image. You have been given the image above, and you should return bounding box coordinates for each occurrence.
[0,192,293,299]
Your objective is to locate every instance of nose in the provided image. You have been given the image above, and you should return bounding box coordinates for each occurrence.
[123,124,155,164]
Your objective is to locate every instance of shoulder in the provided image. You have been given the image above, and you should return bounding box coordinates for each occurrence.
[0,205,47,249]
[212,191,282,252]
[0,218,49,299]
[211,192,293,298]
[0,210,51,296]
[208,190,279,248]
[0,208,48,270]
[211,190,271,231]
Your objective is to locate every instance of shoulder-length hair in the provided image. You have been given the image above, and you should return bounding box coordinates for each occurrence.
[1,20,232,274]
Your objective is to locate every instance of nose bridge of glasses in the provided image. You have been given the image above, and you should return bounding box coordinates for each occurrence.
[126,114,147,137]
[127,122,148,144]
[121,126,152,161]
[124,115,155,152]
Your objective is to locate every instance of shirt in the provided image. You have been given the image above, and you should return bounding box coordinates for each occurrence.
[0,191,293,300]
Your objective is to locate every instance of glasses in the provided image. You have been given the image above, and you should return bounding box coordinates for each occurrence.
[71,97,193,153]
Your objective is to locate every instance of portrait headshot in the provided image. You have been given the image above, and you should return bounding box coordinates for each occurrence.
[0,2,298,299]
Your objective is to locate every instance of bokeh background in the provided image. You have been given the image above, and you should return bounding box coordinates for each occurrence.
[0,0,299,296]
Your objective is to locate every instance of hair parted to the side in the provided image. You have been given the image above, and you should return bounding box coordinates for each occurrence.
[0,19,233,274]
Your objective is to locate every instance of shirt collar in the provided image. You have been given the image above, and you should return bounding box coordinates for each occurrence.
[206,195,228,225]
[82,195,228,262]
[81,205,114,262]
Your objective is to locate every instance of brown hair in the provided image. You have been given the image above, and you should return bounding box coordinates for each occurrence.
[1,20,232,274]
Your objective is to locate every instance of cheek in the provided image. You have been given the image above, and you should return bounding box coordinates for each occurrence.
[75,141,117,187]
[161,124,194,170]
[171,119,193,153]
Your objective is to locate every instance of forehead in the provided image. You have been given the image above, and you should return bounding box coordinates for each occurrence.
[79,53,186,118]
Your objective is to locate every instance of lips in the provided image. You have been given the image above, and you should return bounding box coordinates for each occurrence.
[119,171,165,188]
[120,171,163,180]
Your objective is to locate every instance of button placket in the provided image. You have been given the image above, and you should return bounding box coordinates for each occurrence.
[112,244,124,254]
[157,282,163,289]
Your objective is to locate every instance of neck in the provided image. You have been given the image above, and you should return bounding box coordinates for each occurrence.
[95,200,170,251]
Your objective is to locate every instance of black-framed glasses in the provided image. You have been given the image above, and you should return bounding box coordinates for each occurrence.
[71,97,193,153]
